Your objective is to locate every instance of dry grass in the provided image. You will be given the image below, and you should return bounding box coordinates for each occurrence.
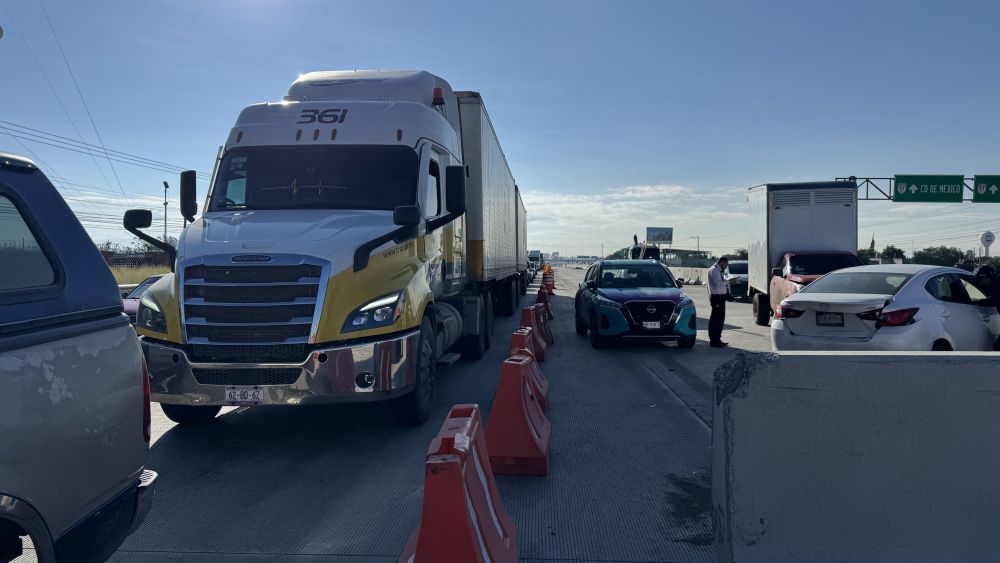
[111,265,169,285]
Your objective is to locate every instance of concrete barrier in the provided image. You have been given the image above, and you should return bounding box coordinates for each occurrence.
[714,352,1000,563]
[669,266,707,285]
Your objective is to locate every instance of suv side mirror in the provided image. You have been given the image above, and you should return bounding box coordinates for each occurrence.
[180,170,198,222]
[124,209,153,230]
[676,278,685,286]
[771,268,783,278]
[445,165,466,214]
[585,280,596,290]
[393,205,422,227]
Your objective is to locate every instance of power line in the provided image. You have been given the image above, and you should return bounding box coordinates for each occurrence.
[35,0,131,205]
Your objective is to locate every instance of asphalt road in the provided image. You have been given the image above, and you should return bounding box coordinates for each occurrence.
[100,266,771,563]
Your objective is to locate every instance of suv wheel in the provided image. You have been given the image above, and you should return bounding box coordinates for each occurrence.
[575,306,588,335]
[678,335,696,348]
[161,404,222,425]
[589,312,606,349]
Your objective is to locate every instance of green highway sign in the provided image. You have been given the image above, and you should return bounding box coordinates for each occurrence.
[973,176,1000,202]
[893,175,965,202]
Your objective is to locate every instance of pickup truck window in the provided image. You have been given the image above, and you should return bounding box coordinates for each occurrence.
[789,254,863,276]
[209,145,418,212]
[0,194,55,292]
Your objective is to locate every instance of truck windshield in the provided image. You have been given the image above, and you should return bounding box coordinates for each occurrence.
[208,145,417,212]
[790,254,863,275]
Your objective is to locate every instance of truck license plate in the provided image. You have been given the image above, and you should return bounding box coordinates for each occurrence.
[225,386,263,405]
[816,313,844,327]
[642,321,661,329]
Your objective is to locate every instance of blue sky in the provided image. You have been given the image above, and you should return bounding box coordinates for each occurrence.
[1,0,998,256]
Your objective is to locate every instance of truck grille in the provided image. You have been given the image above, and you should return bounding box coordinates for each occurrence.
[624,301,676,325]
[192,368,301,386]
[182,260,324,362]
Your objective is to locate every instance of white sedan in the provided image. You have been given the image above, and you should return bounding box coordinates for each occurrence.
[772,264,1000,351]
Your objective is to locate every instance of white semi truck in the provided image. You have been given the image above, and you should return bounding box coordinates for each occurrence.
[747,181,863,326]
[128,70,528,425]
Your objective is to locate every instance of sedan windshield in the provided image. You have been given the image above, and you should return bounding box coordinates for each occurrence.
[599,264,676,288]
[790,254,863,275]
[802,272,912,295]
[209,145,417,212]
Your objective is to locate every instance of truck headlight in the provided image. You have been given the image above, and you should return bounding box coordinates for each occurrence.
[137,294,167,333]
[343,291,405,333]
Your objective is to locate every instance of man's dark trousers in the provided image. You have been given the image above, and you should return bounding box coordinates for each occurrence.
[709,294,727,343]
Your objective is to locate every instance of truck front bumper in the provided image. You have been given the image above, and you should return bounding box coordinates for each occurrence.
[142,331,419,406]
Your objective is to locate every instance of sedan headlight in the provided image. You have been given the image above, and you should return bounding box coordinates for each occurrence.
[137,294,167,333]
[343,291,406,333]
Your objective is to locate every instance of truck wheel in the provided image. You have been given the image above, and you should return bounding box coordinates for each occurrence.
[753,293,771,326]
[496,279,517,317]
[161,404,221,425]
[678,335,696,348]
[393,318,436,425]
[484,291,494,348]
[462,295,488,359]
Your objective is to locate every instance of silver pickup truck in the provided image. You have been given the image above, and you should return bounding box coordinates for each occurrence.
[0,153,156,562]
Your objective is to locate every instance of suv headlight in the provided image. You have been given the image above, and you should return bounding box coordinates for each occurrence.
[594,294,623,309]
[343,291,406,333]
[678,296,695,310]
[137,294,167,333]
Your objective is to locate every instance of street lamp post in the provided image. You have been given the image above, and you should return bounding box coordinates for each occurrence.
[162,181,169,241]
[689,236,701,263]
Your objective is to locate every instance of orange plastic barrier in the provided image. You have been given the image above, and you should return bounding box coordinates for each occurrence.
[510,350,549,413]
[399,404,518,563]
[485,356,552,476]
[542,270,555,295]
[534,305,555,347]
[535,288,555,320]
[509,326,541,362]
[519,306,548,359]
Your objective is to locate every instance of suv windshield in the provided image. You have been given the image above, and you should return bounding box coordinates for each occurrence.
[728,262,748,275]
[209,145,418,212]
[790,254,863,275]
[598,264,676,289]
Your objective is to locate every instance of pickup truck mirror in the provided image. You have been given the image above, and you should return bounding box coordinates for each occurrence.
[180,170,197,222]
[445,165,466,214]
[123,209,153,230]
[771,268,783,278]
[393,205,422,227]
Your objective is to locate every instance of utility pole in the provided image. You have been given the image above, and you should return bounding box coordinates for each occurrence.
[162,181,169,241]
[689,236,701,262]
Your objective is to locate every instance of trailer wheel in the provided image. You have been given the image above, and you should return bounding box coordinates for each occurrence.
[392,317,436,425]
[161,404,222,425]
[752,293,771,326]
[519,274,527,295]
[496,279,518,317]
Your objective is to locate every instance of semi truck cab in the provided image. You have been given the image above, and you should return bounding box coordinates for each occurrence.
[130,70,521,425]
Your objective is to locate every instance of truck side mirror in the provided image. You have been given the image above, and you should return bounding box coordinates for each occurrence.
[123,209,153,230]
[445,165,466,214]
[393,205,422,227]
[180,170,198,222]
[123,209,176,272]
[771,268,783,278]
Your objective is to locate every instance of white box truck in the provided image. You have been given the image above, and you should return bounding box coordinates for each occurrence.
[747,181,863,326]
[127,70,527,425]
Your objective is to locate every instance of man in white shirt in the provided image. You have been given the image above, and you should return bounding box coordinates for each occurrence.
[707,257,730,348]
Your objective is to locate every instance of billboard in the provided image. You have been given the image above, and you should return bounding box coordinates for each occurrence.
[646,227,673,244]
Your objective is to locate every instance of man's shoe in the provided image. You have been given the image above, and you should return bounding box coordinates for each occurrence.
[710,341,729,348]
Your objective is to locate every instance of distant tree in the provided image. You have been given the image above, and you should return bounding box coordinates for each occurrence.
[96,240,129,254]
[858,247,876,262]
[130,236,178,254]
[912,246,966,267]
[732,248,749,260]
[881,245,906,262]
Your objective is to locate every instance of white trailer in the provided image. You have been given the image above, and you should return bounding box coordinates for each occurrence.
[747,181,860,324]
